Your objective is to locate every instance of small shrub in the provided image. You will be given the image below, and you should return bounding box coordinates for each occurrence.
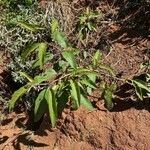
[131,73,150,101]
[77,7,101,40]
[9,19,115,128]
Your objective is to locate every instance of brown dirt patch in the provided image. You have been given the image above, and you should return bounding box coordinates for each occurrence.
[105,40,149,79]
[0,105,150,150]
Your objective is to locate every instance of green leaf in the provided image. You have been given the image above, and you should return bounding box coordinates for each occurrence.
[80,78,96,89]
[133,83,143,100]
[87,87,92,95]
[21,43,40,60]
[57,88,69,114]
[86,72,97,95]
[19,72,34,82]
[45,88,57,128]
[58,60,69,71]
[70,80,81,109]
[51,19,68,48]
[87,22,92,30]
[51,18,59,33]
[132,78,150,100]
[32,53,53,68]
[80,94,94,111]
[87,73,97,83]
[38,43,47,70]
[34,89,47,122]
[52,31,67,48]
[9,85,31,111]
[103,87,114,111]
[79,16,87,24]
[146,73,150,82]
[132,79,150,93]
[62,51,77,69]
[34,68,56,84]
[88,13,100,19]
[93,51,102,66]
[17,21,43,32]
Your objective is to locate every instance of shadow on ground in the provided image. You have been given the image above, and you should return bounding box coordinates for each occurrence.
[13,133,49,150]
[111,82,150,112]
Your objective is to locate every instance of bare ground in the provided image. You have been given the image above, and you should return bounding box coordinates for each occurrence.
[0,104,150,150]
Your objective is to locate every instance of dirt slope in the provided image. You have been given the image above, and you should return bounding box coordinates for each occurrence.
[0,105,150,150]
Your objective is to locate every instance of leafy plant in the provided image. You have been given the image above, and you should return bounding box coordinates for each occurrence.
[51,18,68,48]
[78,7,101,40]
[101,82,117,110]
[21,42,48,70]
[131,73,150,100]
[8,18,115,128]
